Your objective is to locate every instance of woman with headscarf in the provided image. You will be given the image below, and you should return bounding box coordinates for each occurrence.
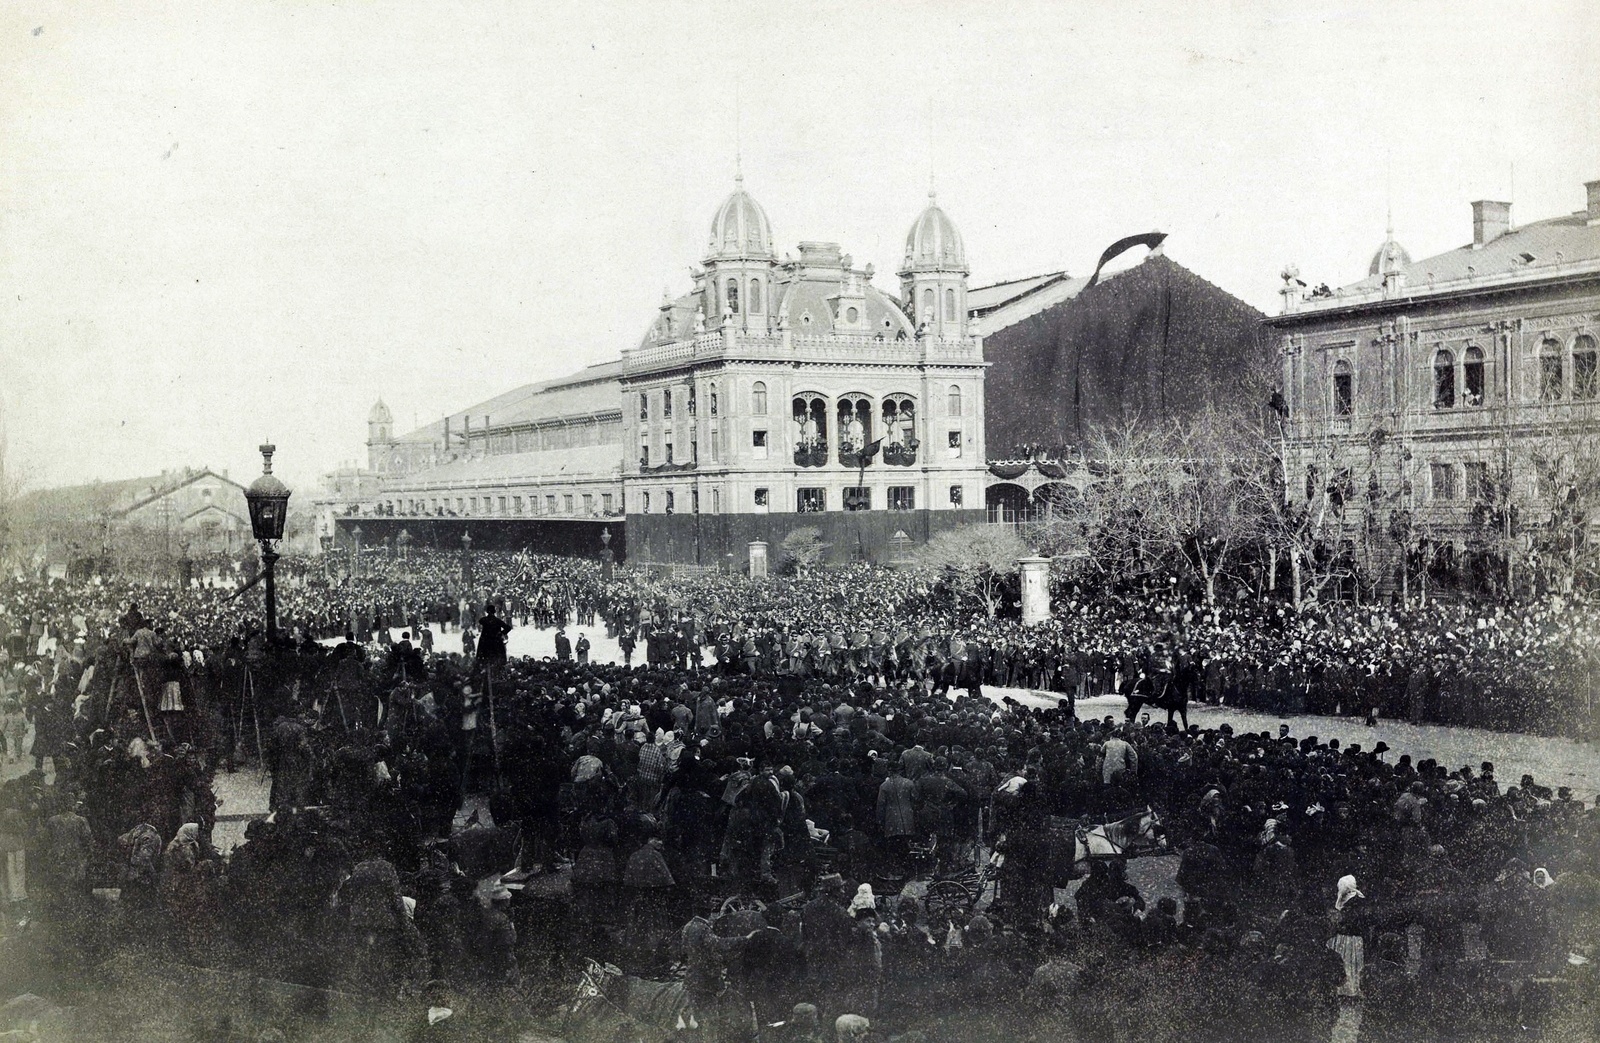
[1327,874,1367,998]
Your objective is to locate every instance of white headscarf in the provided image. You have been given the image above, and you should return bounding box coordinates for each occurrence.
[1335,874,1364,910]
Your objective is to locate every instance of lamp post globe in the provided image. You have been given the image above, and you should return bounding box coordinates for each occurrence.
[244,443,292,644]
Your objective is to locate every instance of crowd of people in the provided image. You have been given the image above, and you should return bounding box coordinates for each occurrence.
[0,548,1597,1042]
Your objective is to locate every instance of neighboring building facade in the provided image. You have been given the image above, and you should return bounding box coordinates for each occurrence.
[1266,180,1600,591]
[13,466,250,570]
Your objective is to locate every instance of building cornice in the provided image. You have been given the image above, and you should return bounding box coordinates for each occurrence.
[1268,268,1600,329]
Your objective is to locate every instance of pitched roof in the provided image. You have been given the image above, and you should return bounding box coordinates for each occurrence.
[1298,210,1600,314]
[17,467,243,519]
[972,267,1139,339]
[116,469,247,517]
[395,362,624,445]
[966,271,1069,316]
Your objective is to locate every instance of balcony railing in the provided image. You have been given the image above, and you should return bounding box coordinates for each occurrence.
[883,442,918,467]
[622,330,983,375]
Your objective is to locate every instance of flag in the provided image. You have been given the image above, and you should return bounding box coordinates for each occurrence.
[1084,231,1168,290]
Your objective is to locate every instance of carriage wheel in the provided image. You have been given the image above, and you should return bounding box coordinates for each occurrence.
[923,879,972,921]
[719,894,767,917]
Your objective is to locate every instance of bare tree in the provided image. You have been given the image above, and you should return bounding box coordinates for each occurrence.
[1037,416,1176,589]
[1165,410,1268,605]
[779,526,829,576]
[915,524,1029,619]
[1518,417,1600,594]
[1243,412,1363,611]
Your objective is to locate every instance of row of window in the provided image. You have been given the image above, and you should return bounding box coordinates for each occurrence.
[1331,335,1600,415]
[637,485,966,514]
[377,492,617,517]
[642,382,965,420]
[917,287,959,323]
[1428,461,1492,503]
[722,277,763,316]
[640,385,710,421]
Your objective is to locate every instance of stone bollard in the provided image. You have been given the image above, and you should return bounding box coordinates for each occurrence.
[748,540,769,579]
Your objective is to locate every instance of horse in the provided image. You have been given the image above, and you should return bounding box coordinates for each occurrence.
[1072,806,1166,867]
[1035,806,1167,883]
[1124,672,1189,731]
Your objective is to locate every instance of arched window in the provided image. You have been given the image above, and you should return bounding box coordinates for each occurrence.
[947,384,962,417]
[944,288,957,321]
[792,393,828,466]
[726,278,740,314]
[921,288,935,322]
[883,395,917,464]
[750,381,767,415]
[1540,339,1564,402]
[837,396,871,459]
[1433,349,1455,409]
[748,278,761,314]
[1332,359,1353,416]
[1573,335,1598,400]
[1463,346,1485,406]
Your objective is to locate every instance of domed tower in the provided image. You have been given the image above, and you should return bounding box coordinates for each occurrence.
[367,399,395,472]
[704,174,778,332]
[899,190,969,338]
[1368,212,1411,298]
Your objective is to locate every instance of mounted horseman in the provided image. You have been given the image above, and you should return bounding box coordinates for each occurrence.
[1124,639,1190,731]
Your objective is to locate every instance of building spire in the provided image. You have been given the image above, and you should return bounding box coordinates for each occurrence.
[928,96,936,200]
[1384,148,1394,241]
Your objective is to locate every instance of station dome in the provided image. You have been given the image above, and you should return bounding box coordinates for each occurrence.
[706,175,775,261]
[902,191,968,273]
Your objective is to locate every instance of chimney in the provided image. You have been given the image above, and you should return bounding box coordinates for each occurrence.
[1472,200,1512,247]
[1587,180,1600,225]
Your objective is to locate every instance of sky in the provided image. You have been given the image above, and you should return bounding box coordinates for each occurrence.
[2,0,1596,494]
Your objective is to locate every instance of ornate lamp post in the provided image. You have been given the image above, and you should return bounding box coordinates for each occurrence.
[351,525,363,578]
[461,530,473,584]
[397,528,411,563]
[244,443,291,644]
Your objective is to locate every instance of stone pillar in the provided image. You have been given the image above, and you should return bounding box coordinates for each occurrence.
[748,540,769,580]
[1018,556,1052,626]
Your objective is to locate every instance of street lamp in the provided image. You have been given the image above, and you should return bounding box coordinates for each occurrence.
[461,529,473,584]
[244,443,291,644]
[397,528,411,562]
[352,525,363,578]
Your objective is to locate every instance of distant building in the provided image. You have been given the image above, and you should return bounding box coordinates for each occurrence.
[1266,179,1600,592]
[13,466,249,567]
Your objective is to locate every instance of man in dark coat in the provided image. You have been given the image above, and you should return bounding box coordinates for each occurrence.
[476,604,512,668]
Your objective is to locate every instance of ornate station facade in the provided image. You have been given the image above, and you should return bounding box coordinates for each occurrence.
[319,177,991,564]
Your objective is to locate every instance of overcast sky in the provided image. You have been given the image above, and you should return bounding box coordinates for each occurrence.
[2,0,1596,493]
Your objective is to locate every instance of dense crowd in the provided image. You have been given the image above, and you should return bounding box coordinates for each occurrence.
[0,550,1598,1042]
